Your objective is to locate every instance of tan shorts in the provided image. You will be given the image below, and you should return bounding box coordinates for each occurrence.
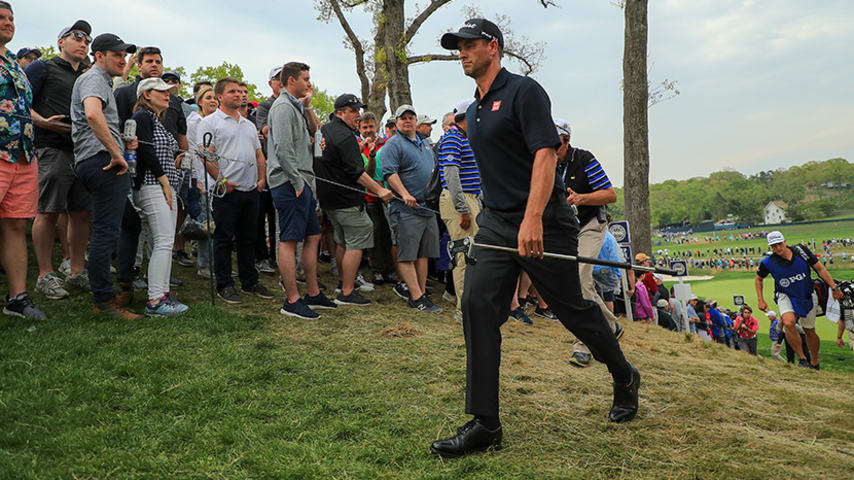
[775,291,818,329]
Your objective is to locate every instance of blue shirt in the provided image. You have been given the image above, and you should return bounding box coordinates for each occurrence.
[0,49,34,163]
[594,230,622,277]
[769,318,781,343]
[382,132,435,217]
[437,125,480,194]
[708,308,726,338]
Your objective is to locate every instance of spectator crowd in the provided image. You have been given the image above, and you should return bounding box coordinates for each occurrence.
[2,5,853,365]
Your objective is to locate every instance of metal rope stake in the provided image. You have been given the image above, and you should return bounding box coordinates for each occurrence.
[201,132,216,306]
[447,237,679,275]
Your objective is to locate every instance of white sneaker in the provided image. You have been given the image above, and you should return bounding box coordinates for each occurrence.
[58,257,71,277]
[442,291,457,304]
[197,267,212,279]
[355,272,375,292]
[36,272,70,300]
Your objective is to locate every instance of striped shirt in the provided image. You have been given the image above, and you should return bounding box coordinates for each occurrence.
[584,158,612,190]
[437,126,480,194]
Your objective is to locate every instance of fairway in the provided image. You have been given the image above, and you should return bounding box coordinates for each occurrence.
[655,218,854,265]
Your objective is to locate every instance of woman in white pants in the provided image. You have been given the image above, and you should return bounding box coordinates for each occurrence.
[130,78,189,316]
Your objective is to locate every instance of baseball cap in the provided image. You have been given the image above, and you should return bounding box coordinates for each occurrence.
[16,48,41,59]
[766,310,777,318]
[689,294,698,301]
[333,93,366,110]
[136,77,172,98]
[635,252,650,263]
[416,114,436,126]
[767,231,785,246]
[58,19,92,41]
[394,104,416,119]
[554,118,571,136]
[454,98,474,118]
[656,299,669,308]
[653,273,664,282]
[441,18,504,50]
[91,33,136,54]
[269,65,283,82]
[161,71,181,83]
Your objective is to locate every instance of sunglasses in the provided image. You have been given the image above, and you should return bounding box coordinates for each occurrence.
[65,30,92,44]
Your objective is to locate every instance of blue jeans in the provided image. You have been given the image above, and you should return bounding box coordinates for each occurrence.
[76,152,131,303]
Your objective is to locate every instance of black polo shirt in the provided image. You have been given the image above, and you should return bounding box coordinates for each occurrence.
[114,78,187,140]
[315,116,366,210]
[26,57,85,151]
[465,67,563,212]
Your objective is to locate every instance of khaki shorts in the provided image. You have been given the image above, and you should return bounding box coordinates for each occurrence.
[325,206,374,250]
[775,291,818,329]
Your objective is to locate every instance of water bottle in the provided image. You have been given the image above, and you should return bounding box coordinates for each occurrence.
[125,150,137,177]
[122,119,137,176]
[314,127,323,158]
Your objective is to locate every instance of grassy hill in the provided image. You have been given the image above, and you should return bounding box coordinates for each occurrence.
[2,262,854,479]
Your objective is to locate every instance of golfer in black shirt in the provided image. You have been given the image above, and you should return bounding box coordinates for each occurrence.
[430,19,640,459]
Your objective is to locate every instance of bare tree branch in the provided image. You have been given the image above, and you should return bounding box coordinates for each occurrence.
[504,49,537,76]
[404,0,454,45]
[328,0,371,102]
[406,53,459,65]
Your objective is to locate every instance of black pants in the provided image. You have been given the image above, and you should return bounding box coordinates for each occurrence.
[462,205,631,417]
[366,201,395,275]
[212,189,259,291]
[255,189,276,263]
[784,333,811,364]
[117,198,142,284]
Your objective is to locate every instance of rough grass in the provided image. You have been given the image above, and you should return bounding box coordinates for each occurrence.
[1,257,853,479]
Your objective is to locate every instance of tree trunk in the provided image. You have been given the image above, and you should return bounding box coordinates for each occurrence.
[368,8,388,121]
[622,0,651,257]
[381,0,413,113]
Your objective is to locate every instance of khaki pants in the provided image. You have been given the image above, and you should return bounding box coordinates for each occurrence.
[770,342,786,362]
[574,217,619,355]
[439,190,481,313]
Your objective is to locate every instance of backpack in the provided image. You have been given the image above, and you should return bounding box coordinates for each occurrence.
[812,277,832,317]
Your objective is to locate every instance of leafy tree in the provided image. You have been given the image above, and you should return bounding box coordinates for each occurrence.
[189,62,263,102]
[310,87,336,123]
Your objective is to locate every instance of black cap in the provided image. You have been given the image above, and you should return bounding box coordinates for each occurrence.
[162,71,181,82]
[16,48,41,59]
[58,20,92,40]
[334,93,366,110]
[91,33,136,54]
[441,18,504,50]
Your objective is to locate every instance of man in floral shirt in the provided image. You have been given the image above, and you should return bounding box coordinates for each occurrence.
[0,1,46,319]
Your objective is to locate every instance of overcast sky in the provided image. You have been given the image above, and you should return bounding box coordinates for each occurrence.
[10,0,854,187]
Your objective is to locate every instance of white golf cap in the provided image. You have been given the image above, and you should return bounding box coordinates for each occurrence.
[767,231,785,246]
[766,311,777,318]
[689,294,698,301]
[454,98,474,117]
[656,299,669,308]
[136,77,172,98]
[394,104,416,119]
[269,65,283,81]
[554,117,571,136]
[416,114,436,126]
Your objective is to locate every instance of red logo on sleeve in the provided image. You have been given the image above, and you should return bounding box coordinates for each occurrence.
[491,100,502,111]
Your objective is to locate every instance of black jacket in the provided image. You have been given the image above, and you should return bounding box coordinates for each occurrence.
[316,116,365,210]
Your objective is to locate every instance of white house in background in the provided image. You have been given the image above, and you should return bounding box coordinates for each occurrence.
[764,201,789,224]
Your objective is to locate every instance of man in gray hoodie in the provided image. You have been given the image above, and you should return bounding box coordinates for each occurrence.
[267,62,334,318]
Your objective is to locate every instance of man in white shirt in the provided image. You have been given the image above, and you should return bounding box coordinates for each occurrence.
[198,77,274,304]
